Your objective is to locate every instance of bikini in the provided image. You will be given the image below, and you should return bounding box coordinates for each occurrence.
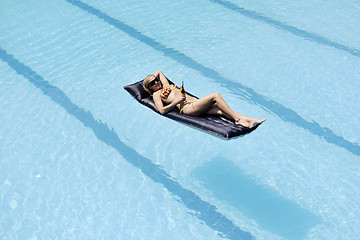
[161,84,178,99]
[180,100,197,114]
[160,84,197,114]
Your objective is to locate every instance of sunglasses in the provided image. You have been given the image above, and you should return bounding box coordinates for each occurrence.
[148,77,160,88]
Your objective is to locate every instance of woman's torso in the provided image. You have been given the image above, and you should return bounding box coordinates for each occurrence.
[160,84,197,109]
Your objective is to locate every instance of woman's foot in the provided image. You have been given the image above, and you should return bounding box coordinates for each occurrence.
[251,118,266,128]
[235,118,265,128]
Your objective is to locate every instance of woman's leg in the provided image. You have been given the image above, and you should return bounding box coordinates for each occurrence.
[182,92,265,127]
[182,92,235,117]
[205,103,265,128]
[205,104,234,120]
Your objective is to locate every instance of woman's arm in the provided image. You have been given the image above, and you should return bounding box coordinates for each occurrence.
[153,91,185,115]
[154,70,170,86]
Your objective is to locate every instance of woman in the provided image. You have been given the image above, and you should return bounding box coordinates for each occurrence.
[143,71,265,128]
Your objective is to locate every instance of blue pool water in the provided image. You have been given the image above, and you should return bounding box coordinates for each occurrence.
[1,0,360,239]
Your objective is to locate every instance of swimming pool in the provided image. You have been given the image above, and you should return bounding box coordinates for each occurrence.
[1,0,360,239]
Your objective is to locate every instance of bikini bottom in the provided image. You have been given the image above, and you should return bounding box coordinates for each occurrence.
[180,100,197,114]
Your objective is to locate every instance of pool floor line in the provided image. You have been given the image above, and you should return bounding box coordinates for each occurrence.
[209,0,360,58]
[65,0,360,157]
[0,46,255,240]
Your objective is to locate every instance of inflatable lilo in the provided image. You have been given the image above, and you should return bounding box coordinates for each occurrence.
[124,71,265,139]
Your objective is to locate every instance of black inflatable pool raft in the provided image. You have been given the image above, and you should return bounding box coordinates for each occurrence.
[124,80,262,139]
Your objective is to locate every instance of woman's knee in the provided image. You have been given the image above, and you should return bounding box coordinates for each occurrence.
[211,92,222,101]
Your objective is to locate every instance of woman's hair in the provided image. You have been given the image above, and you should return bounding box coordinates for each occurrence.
[143,74,156,95]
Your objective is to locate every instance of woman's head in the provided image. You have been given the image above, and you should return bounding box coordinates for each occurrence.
[143,74,161,95]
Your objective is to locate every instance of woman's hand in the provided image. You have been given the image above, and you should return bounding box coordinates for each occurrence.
[175,95,186,105]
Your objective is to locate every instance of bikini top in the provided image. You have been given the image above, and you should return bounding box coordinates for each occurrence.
[161,84,179,99]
